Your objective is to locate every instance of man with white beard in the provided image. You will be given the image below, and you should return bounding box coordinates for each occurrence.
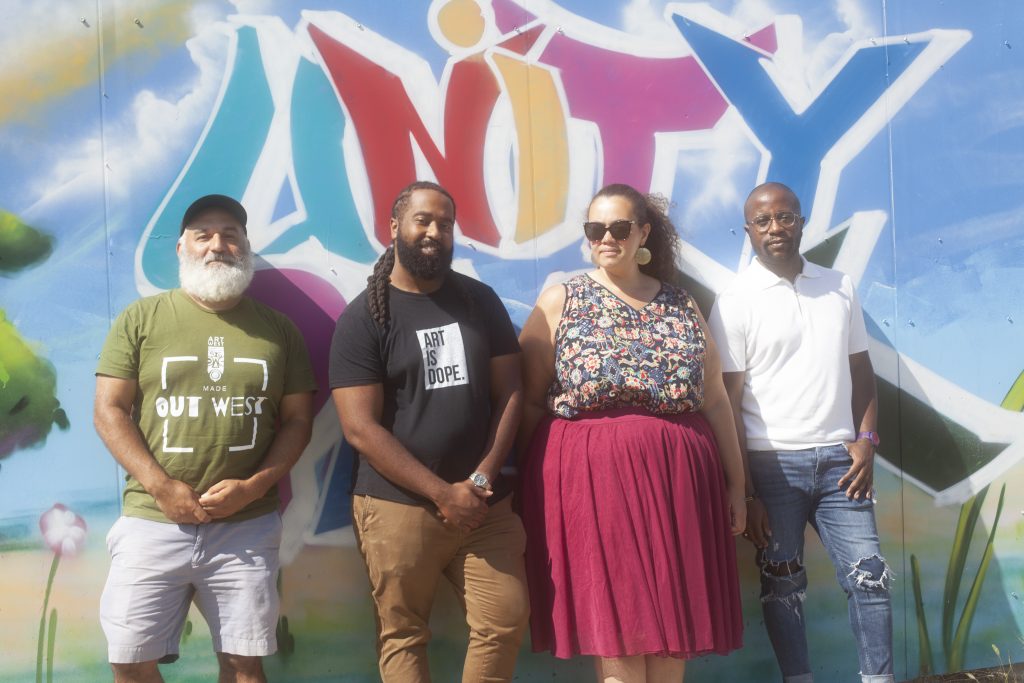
[94,195,316,683]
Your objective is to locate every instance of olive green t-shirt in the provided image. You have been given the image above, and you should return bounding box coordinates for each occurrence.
[97,289,316,523]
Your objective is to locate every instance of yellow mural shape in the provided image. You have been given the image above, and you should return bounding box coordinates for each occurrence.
[491,54,570,244]
[0,0,193,124]
[436,0,486,49]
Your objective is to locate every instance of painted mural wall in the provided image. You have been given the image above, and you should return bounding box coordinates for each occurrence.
[1,0,1022,680]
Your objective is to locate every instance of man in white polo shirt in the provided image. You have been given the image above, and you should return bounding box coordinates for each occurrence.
[709,182,893,683]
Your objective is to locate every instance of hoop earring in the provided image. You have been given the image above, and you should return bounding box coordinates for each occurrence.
[635,246,652,265]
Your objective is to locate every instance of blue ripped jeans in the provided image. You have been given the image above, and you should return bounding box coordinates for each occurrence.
[749,444,894,683]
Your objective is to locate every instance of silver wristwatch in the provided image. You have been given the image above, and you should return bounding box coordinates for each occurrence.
[469,471,492,490]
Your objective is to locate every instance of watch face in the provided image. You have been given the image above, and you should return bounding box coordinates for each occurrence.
[470,473,490,489]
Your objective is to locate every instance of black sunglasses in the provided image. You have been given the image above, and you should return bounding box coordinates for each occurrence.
[584,219,635,241]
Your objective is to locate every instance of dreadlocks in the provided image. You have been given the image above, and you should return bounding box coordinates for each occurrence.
[367,245,396,328]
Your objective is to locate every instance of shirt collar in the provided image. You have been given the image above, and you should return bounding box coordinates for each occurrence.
[748,256,822,289]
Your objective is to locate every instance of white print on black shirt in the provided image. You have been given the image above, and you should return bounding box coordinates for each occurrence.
[158,345,270,453]
[418,322,470,390]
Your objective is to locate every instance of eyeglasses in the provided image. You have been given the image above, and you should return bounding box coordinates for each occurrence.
[584,219,635,241]
[747,212,801,232]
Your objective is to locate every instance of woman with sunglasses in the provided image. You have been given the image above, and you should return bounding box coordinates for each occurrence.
[517,184,746,682]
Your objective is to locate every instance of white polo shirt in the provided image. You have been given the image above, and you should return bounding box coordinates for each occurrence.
[708,257,869,451]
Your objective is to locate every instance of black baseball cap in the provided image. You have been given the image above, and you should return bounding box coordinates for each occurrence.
[180,194,248,234]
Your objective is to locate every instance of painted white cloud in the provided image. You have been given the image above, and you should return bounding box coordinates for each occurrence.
[26,5,231,214]
[676,110,759,230]
[0,2,90,73]
[228,0,277,15]
[621,0,681,42]
[805,0,878,87]
[729,0,780,30]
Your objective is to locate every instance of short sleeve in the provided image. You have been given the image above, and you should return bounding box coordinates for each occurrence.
[846,277,869,355]
[481,286,520,357]
[708,293,746,373]
[96,305,141,379]
[329,297,386,388]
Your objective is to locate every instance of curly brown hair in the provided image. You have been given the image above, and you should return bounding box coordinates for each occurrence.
[590,183,682,285]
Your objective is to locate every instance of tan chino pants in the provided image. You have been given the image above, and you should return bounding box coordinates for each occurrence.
[352,494,529,683]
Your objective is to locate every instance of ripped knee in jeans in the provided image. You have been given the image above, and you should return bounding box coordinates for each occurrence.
[759,556,804,578]
[758,552,807,616]
[847,554,894,592]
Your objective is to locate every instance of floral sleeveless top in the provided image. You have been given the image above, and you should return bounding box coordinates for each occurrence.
[547,274,706,418]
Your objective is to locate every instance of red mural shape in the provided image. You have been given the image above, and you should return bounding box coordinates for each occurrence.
[309,24,503,246]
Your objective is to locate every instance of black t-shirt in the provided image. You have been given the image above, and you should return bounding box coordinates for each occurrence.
[329,272,520,505]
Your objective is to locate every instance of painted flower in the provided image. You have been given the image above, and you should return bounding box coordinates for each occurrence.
[39,504,87,557]
[597,315,614,328]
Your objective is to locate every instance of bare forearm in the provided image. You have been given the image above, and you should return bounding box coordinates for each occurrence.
[474,389,522,481]
[701,394,745,490]
[733,414,755,496]
[94,406,170,493]
[243,416,313,498]
[720,371,756,495]
[346,423,450,503]
[852,382,877,433]
[516,401,547,459]
[850,351,878,434]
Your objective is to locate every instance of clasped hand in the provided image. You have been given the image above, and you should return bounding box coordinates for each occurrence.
[435,480,491,531]
[152,478,257,523]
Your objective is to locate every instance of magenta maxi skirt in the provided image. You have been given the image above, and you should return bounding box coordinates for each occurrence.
[520,408,743,660]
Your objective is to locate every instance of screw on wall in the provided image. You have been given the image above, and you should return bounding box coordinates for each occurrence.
[134,18,144,28]
[80,17,90,27]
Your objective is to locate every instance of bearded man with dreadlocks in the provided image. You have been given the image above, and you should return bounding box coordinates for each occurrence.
[329,181,528,682]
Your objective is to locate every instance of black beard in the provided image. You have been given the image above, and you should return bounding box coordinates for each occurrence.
[395,236,452,280]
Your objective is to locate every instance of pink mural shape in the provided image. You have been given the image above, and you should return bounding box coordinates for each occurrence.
[492,0,537,34]
[248,266,345,413]
[744,24,778,54]
[541,33,729,190]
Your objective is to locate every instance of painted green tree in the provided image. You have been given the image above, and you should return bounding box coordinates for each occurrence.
[0,209,69,463]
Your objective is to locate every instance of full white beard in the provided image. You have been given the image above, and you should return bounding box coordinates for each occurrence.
[178,249,254,304]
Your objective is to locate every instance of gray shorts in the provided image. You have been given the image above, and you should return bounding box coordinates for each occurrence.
[99,513,281,664]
